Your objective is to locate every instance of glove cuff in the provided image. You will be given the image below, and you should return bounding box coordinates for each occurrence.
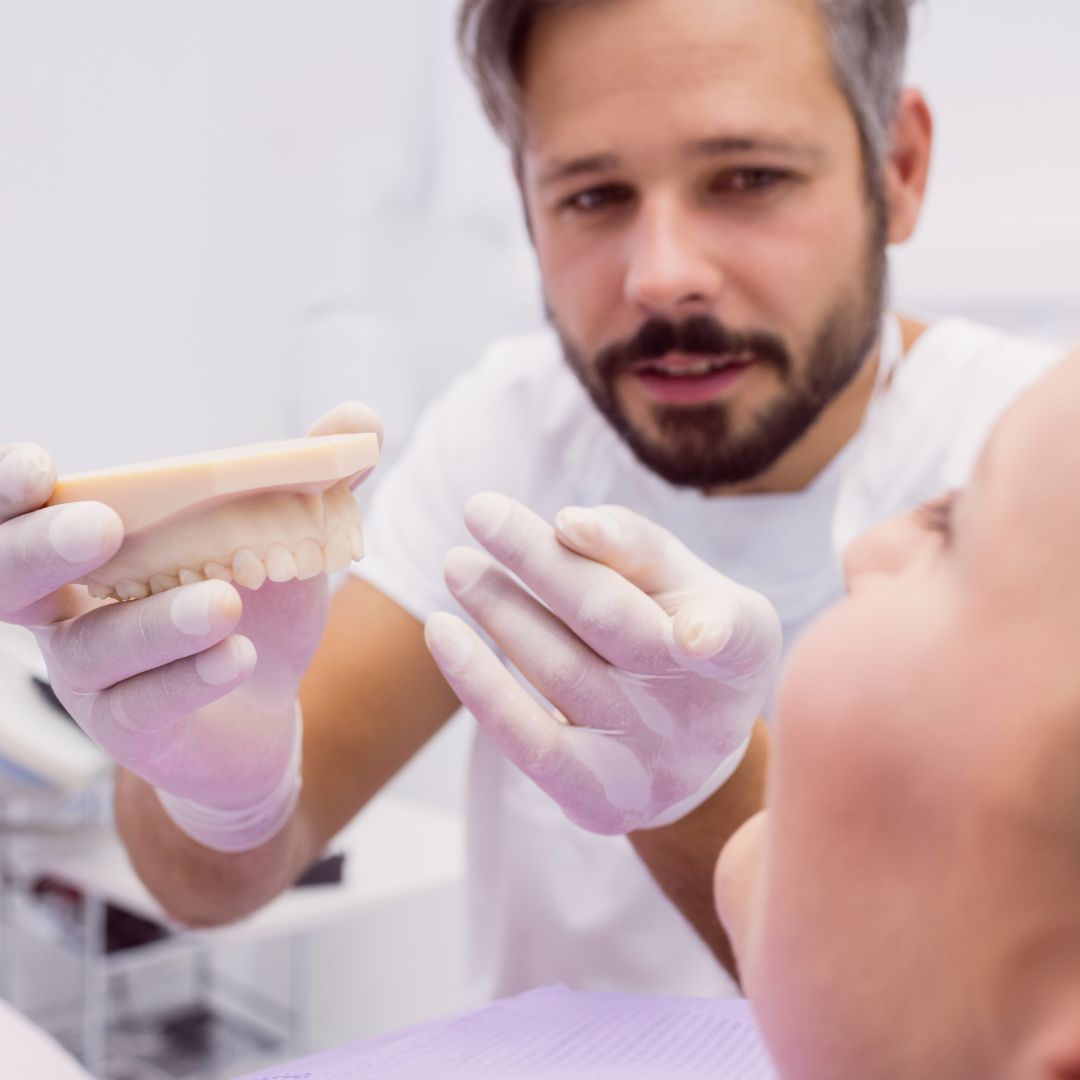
[156,703,303,854]
[637,732,753,830]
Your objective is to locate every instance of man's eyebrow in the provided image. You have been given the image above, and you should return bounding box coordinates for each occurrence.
[538,153,621,189]
[686,135,825,162]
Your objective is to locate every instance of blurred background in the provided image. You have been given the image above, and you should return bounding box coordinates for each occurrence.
[0,1,1077,1076]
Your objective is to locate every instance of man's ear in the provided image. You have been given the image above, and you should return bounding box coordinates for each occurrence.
[883,88,934,245]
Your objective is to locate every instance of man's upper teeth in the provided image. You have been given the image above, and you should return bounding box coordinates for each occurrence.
[650,357,741,376]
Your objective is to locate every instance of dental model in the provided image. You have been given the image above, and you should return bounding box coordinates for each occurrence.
[48,434,380,600]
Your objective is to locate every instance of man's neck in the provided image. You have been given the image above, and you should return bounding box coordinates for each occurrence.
[708,316,929,497]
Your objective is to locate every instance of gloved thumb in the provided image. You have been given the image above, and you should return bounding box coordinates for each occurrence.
[671,589,739,659]
[674,583,782,670]
[0,443,57,520]
[305,402,383,491]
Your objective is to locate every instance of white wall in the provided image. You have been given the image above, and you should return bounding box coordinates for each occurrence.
[892,1,1080,333]
[287,0,542,465]
[2,1,1075,473]
[0,3,298,472]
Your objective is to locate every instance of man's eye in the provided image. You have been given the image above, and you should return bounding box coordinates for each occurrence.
[712,168,789,195]
[560,184,634,214]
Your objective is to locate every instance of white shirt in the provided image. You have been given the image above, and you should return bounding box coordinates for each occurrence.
[354,315,1060,1000]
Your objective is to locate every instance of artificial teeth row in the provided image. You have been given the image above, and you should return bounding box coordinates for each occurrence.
[88,527,363,601]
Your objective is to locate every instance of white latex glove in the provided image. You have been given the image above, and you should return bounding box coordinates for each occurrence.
[424,493,782,835]
[0,403,381,853]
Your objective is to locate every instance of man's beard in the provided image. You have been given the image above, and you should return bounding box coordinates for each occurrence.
[556,210,888,490]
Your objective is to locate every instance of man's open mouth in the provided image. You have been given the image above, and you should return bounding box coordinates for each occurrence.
[633,351,755,378]
[627,351,756,406]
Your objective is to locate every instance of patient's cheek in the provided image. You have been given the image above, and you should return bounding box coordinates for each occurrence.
[772,597,897,776]
[772,621,850,771]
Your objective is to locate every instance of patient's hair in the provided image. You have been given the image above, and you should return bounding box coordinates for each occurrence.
[458,0,918,189]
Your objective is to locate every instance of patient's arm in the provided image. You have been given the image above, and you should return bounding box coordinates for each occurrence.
[116,576,462,926]
[629,718,770,982]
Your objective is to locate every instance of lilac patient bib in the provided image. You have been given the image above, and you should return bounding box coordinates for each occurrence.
[240,986,776,1079]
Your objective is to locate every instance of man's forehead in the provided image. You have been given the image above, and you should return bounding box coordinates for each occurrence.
[521,0,830,75]
[519,0,844,159]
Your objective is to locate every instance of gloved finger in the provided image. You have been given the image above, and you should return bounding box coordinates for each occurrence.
[425,611,573,774]
[305,402,384,491]
[443,546,631,733]
[39,580,243,694]
[0,443,57,524]
[553,503,716,600]
[0,502,124,619]
[75,635,257,766]
[463,493,675,674]
[426,611,659,835]
[557,504,782,667]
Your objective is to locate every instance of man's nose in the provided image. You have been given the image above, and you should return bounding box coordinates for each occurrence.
[623,196,724,318]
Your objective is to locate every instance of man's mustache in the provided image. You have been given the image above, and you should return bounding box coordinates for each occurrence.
[595,316,792,380]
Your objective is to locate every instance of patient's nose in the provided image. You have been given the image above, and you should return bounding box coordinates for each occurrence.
[842,512,923,592]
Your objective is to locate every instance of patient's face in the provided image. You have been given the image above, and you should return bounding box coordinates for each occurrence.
[716,354,1080,1078]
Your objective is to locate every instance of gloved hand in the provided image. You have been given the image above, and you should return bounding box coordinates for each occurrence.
[425,493,782,834]
[0,403,381,853]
